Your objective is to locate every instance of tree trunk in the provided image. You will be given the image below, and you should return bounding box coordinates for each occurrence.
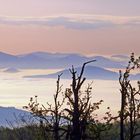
[120,92,125,140]
[71,90,81,140]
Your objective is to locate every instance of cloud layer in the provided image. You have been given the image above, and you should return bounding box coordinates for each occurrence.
[0,15,140,29]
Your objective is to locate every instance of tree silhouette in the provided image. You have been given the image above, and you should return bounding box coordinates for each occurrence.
[64,60,96,140]
[24,74,66,140]
[62,60,112,140]
[24,60,114,140]
[119,53,140,140]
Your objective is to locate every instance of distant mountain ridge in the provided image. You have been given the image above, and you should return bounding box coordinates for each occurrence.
[24,65,140,80]
[3,67,20,73]
[0,51,128,69]
[0,107,30,127]
[24,65,119,80]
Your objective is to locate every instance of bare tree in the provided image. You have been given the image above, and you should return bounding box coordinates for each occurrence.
[119,53,140,140]
[66,60,95,140]
[24,74,66,140]
[63,60,112,140]
[24,60,114,140]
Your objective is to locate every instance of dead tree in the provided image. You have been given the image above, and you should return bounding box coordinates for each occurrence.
[47,74,66,140]
[119,53,140,140]
[69,60,95,140]
[24,74,66,140]
[64,60,105,140]
[24,60,114,140]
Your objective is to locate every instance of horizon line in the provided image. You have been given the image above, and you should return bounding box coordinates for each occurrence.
[0,50,130,57]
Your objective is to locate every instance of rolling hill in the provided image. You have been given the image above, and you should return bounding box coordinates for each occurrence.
[0,51,127,69]
[24,66,119,80]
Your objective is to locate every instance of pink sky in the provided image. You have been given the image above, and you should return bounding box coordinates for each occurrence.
[0,0,139,55]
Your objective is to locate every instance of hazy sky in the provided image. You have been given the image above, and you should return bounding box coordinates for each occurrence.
[0,0,140,55]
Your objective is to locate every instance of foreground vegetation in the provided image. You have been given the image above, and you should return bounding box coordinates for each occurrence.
[0,53,140,140]
[0,123,120,140]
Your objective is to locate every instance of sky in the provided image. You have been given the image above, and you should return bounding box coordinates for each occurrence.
[0,0,140,55]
